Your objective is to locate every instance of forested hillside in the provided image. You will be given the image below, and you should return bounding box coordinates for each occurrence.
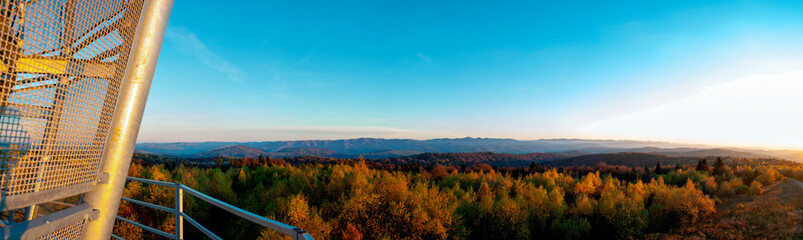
[388,152,569,167]
[546,152,695,167]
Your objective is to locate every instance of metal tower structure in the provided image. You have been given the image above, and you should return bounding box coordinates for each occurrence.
[0,1,315,239]
[0,0,171,238]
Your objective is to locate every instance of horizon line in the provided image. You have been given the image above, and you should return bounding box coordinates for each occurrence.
[136,136,803,151]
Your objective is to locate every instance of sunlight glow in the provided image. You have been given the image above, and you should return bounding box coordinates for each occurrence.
[583,70,803,148]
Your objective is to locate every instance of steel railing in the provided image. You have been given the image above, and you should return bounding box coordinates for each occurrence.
[112,176,314,240]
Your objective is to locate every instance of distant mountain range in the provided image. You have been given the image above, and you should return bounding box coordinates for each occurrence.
[135,137,803,162]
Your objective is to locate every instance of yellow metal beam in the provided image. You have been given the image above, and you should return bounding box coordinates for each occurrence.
[0,57,115,79]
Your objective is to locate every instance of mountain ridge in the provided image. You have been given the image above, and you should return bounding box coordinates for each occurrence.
[135,137,803,161]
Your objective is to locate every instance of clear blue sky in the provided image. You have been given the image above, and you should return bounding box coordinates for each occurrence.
[140,0,803,149]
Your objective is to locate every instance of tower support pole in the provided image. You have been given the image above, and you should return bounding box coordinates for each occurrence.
[82,0,173,239]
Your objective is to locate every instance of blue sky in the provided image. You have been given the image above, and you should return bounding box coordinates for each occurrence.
[140,0,803,149]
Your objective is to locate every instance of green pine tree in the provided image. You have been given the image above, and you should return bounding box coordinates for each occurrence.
[696,159,709,171]
[654,162,662,174]
[713,157,725,176]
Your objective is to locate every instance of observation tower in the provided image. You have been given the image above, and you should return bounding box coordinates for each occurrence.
[0,1,312,239]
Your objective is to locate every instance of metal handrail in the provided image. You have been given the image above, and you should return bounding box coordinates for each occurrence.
[116,176,314,240]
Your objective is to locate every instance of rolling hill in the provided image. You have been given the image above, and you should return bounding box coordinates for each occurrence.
[198,145,268,158]
[543,152,696,167]
[386,152,572,167]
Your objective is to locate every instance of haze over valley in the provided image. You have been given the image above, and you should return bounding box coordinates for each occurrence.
[135,137,803,165]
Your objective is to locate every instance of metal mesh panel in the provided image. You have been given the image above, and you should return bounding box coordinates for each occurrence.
[0,0,145,196]
[35,218,85,240]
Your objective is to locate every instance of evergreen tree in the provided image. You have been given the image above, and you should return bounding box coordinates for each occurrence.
[654,162,662,174]
[215,156,223,168]
[696,159,709,171]
[674,163,681,170]
[258,154,265,165]
[712,157,725,176]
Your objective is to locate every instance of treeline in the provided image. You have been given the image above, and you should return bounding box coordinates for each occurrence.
[114,157,795,240]
[133,151,799,170]
[546,152,801,168]
[385,152,569,167]
[132,152,567,168]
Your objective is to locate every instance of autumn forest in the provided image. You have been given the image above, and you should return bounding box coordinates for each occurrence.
[112,154,803,240]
